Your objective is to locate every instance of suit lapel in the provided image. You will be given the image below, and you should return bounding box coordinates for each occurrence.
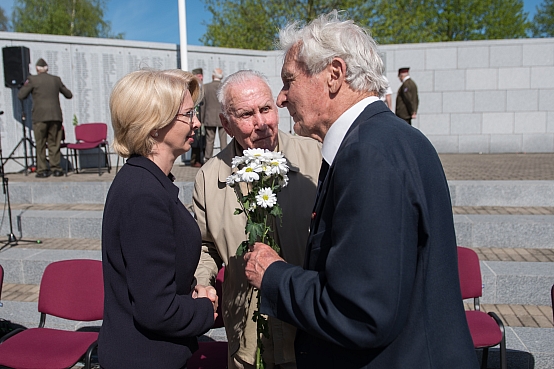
[304,100,390,269]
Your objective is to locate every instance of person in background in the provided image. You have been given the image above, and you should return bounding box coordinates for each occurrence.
[189,67,206,167]
[244,11,478,369]
[18,58,72,178]
[395,67,419,125]
[380,75,393,109]
[194,70,321,369]
[202,68,227,161]
[99,69,218,369]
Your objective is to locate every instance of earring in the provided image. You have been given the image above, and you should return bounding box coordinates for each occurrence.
[154,131,159,137]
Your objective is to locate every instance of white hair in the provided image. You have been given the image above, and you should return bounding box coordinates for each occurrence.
[217,70,272,119]
[278,10,387,96]
[212,68,223,80]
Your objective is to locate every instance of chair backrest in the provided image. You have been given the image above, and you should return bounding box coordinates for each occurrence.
[38,259,104,322]
[74,123,108,144]
[457,246,483,300]
[213,267,225,329]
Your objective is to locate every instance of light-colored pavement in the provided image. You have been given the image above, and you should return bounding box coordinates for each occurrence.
[5,153,554,182]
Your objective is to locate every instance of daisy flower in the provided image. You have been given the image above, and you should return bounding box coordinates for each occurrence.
[255,187,277,208]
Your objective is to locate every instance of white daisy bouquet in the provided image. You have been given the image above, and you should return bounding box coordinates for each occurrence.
[226,147,289,369]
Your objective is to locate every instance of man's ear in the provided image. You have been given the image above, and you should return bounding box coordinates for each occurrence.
[328,58,346,94]
[220,113,233,137]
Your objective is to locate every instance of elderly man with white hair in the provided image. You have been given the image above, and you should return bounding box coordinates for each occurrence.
[193,69,321,369]
[244,11,478,369]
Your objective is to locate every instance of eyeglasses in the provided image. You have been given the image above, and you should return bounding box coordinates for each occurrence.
[175,106,199,124]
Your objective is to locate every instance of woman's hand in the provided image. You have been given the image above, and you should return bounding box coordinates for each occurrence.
[194,285,219,321]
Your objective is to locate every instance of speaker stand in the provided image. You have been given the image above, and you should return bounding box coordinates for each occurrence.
[2,95,35,175]
[0,111,40,251]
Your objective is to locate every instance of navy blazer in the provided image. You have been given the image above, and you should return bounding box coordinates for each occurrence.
[99,156,214,369]
[260,101,478,368]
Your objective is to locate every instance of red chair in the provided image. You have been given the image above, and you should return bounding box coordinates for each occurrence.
[188,266,228,369]
[0,259,103,369]
[67,123,111,176]
[458,246,506,369]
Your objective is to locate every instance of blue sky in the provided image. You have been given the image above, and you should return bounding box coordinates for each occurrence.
[2,0,546,46]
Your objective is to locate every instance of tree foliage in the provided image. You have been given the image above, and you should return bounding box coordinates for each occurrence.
[200,0,367,50]
[0,7,9,31]
[201,0,530,49]
[530,0,554,37]
[12,0,123,38]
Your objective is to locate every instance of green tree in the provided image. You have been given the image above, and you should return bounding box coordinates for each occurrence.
[200,0,368,50]
[367,0,529,44]
[530,0,554,37]
[12,0,123,38]
[0,7,9,31]
[201,0,529,49]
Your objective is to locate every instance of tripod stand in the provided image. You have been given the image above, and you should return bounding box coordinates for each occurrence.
[0,111,40,251]
[2,92,35,175]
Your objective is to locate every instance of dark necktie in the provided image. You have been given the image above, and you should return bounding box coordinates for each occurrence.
[318,159,330,188]
[314,159,330,206]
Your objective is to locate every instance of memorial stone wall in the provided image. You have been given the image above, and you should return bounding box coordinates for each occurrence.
[1,31,554,173]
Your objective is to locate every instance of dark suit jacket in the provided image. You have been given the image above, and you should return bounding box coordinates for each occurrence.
[18,72,72,123]
[200,80,222,127]
[98,155,215,369]
[395,78,418,120]
[260,101,478,369]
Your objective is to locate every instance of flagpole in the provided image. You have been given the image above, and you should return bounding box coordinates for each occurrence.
[178,0,188,71]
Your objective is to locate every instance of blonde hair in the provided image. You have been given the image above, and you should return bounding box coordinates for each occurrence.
[110,69,202,157]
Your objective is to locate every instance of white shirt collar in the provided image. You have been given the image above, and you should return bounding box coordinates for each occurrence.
[402,75,411,83]
[321,96,379,165]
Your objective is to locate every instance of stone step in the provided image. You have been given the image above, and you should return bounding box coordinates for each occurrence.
[6,181,194,205]
[483,327,553,369]
[0,245,553,306]
[4,207,554,250]
[0,248,101,285]
[449,180,554,207]
[455,214,554,249]
[479,261,554,306]
[6,180,554,208]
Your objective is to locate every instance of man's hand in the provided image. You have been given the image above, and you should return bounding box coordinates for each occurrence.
[193,284,219,321]
[244,242,284,289]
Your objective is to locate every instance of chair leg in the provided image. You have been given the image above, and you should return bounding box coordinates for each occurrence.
[73,149,79,174]
[64,147,69,176]
[104,143,111,173]
[97,147,101,176]
[488,311,507,369]
[481,347,489,369]
[84,342,98,369]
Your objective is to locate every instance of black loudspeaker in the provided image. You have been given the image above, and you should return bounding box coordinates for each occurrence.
[2,46,30,88]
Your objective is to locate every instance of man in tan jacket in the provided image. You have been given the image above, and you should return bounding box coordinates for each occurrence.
[194,70,321,369]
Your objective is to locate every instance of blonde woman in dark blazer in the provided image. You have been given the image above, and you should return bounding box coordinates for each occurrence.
[99,69,218,369]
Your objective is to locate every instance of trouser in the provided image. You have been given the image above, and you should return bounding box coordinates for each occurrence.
[190,147,203,165]
[204,126,228,161]
[33,120,62,173]
[228,318,296,369]
[229,355,296,369]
